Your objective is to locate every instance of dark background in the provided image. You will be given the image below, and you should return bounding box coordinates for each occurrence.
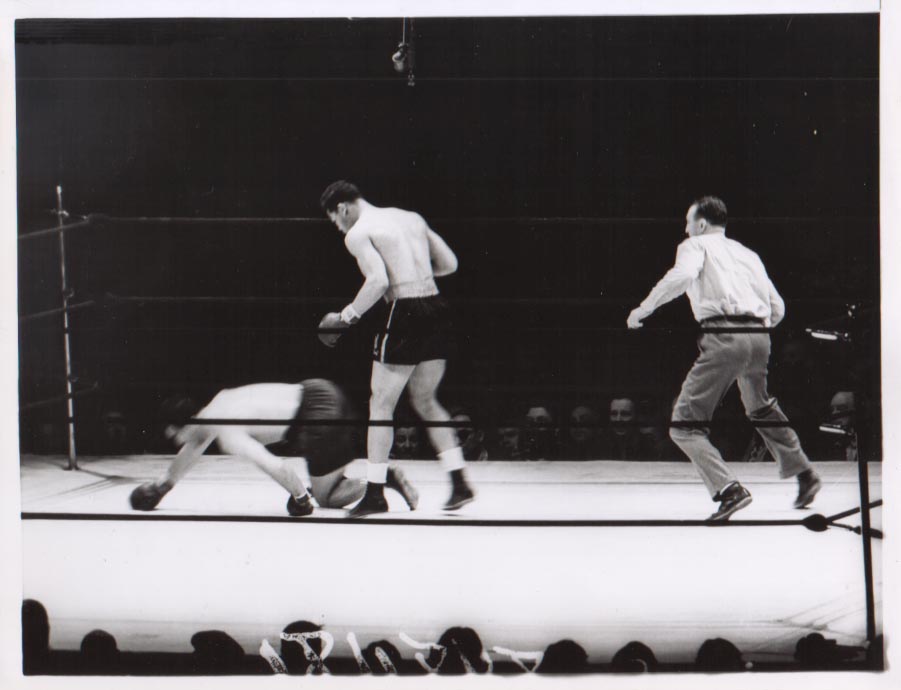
[15,15,880,458]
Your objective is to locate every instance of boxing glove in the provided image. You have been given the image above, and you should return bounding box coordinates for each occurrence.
[318,312,349,347]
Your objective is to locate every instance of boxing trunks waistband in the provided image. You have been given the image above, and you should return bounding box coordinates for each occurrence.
[699,314,766,327]
[384,277,439,302]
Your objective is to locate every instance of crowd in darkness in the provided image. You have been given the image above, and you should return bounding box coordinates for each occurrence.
[17,218,878,464]
[19,320,870,463]
[22,599,881,676]
[22,384,862,467]
[18,217,878,467]
[386,388,860,464]
[13,14,881,683]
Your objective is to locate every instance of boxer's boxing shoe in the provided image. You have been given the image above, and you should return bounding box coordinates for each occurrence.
[348,485,389,518]
[444,481,475,511]
[387,465,419,511]
[287,494,314,517]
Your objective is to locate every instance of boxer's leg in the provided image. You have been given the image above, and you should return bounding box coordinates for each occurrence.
[408,359,473,510]
[349,362,414,517]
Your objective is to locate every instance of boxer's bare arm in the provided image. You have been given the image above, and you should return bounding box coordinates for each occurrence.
[345,232,390,316]
[158,433,216,487]
[217,429,310,499]
[217,429,281,465]
[427,228,458,277]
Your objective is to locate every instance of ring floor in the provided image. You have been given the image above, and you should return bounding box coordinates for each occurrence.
[20,456,882,666]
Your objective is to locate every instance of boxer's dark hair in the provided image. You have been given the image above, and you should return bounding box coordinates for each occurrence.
[159,395,200,427]
[692,196,728,227]
[320,180,362,213]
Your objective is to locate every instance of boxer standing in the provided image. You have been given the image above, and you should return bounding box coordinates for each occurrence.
[627,196,821,521]
[319,181,474,517]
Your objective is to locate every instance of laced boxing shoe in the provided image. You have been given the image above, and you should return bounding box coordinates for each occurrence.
[349,468,468,516]
[794,469,822,509]
[706,482,752,522]
[444,480,475,511]
[347,487,389,518]
[129,481,173,511]
[386,465,419,510]
[286,493,315,517]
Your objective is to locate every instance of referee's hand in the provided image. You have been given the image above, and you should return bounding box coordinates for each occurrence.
[627,307,649,329]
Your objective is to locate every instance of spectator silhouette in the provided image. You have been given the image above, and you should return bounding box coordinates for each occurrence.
[97,408,130,454]
[281,620,325,674]
[389,399,428,459]
[610,640,658,672]
[494,413,523,460]
[22,599,50,675]
[794,633,861,669]
[828,390,855,427]
[770,337,822,447]
[695,637,745,672]
[79,629,120,674]
[428,626,490,674]
[450,406,489,461]
[636,398,668,459]
[822,390,858,461]
[189,630,246,674]
[390,424,422,459]
[536,639,589,674]
[522,403,558,460]
[362,639,403,675]
[561,404,600,459]
[772,337,820,411]
[597,397,659,460]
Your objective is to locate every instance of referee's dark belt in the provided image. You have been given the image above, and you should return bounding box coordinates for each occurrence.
[699,314,766,327]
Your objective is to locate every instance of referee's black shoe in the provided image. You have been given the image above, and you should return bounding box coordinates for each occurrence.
[794,469,822,509]
[707,483,752,522]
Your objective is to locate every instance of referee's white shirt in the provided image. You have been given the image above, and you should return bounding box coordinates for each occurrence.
[639,231,785,327]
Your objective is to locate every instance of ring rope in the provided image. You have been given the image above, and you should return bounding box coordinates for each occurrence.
[20,382,100,411]
[103,291,857,308]
[17,511,854,530]
[825,500,882,523]
[54,292,861,336]
[15,212,878,246]
[87,324,784,335]
[18,299,96,324]
[17,216,91,241]
[128,417,837,431]
[21,212,878,227]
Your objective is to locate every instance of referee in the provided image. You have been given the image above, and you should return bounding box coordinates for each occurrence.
[627,196,821,521]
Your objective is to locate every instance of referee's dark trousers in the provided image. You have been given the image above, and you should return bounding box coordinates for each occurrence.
[669,317,813,498]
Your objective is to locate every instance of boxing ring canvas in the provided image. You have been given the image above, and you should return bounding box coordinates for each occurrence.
[10,3,893,683]
[21,456,882,666]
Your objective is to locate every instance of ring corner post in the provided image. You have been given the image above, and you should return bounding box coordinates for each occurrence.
[55,184,78,471]
[854,438,876,643]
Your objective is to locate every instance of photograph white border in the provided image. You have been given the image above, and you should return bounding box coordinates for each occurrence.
[1,1,896,689]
